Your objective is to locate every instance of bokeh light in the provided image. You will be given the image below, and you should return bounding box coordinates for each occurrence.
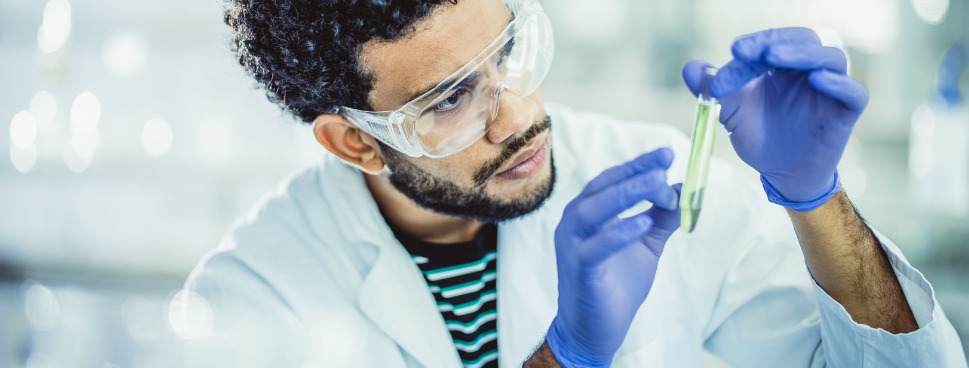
[167,289,213,340]
[24,282,61,331]
[141,118,173,158]
[10,144,38,174]
[122,296,163,343]
[10,111,38,148]
[838,0,899,54]
[912,105,935,137]
[85,128,102,153]
[840,135,862,167]
[30,91,58,128]
[63,137,93,173]
[909,105,934,178]
[911,0,949,24]
[909,147,933,178]
[103,31,150,76]
[70,92,101,137]
[37,0,72,54]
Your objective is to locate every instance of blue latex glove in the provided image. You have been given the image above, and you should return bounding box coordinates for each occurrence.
[682,28,869,209]
[936,38,968,108]
[546,148,681,368]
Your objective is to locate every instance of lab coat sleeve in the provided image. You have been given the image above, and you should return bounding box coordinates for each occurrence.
[810,230,967,368]
[183,251,305,366]
[703,228,967,368]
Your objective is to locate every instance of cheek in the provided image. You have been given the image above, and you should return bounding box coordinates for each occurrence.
[412,149,495,187]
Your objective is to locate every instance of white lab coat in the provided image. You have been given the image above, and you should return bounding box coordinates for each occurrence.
[185,104,966,368]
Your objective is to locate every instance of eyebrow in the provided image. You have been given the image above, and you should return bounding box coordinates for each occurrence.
[403,70,481,105]
[398,13,516,106]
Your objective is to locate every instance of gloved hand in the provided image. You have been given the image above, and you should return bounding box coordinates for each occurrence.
[546,148,681,368]
[682,28,869,210]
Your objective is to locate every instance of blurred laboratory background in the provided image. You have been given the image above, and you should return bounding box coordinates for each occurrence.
[0,0,966,367]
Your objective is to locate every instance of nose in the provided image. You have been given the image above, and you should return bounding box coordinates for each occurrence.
[486,82,538,145]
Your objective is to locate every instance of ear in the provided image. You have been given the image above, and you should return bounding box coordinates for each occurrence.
[313,113,387,174]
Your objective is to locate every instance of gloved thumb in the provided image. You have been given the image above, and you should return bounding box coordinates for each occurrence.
[647,183,682,231]
[682,60,716,97]
[642,183,682,257]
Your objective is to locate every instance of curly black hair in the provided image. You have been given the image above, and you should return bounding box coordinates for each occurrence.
[224,0,458,123]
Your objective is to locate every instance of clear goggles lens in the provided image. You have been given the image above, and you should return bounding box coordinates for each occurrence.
[340,0,554,158]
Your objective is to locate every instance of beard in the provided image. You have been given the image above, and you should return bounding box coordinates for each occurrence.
[379,116,555,224]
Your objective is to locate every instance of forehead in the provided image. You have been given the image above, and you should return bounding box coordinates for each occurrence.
[361,0,512,111]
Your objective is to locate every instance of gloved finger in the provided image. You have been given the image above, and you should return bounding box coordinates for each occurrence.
[578,213,653,266]
[711,28,821,98]
[682,59,716,97]
[709,58,771,99]
[574,170,678,237]
[731,28,821,62]
[640,183,682,257]
[579,148,674,198]
[808,69,870,112]
[765,43,848,74]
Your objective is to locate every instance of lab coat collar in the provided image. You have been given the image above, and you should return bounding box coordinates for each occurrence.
[316,156,461,368]
[324,104,577,368]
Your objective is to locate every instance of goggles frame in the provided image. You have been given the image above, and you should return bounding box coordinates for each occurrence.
[337,0,553,158]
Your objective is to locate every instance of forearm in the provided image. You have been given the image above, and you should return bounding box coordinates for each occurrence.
[524,341,562,368]
[786,189,918,334]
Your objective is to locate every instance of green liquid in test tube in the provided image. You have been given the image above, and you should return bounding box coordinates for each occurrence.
[680,67,720,233]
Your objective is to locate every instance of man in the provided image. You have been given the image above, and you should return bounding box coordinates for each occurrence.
[186,0,967,366]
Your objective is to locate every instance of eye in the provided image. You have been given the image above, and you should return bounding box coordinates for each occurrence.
[434,89,467,111]
[496,38,515,66]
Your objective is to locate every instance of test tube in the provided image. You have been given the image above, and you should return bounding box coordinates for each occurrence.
[680,67,719,233]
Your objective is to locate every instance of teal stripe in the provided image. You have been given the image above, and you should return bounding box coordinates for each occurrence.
[424,251,496,281]
[441,270,496,298]
[462,348,498,368]
[453,329,497,352]
[446,310,497,334]
[438,290,496,316]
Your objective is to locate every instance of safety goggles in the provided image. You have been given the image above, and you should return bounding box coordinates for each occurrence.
[338,0,554,158]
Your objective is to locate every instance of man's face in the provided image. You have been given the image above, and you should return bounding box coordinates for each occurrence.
[360,0,554,223]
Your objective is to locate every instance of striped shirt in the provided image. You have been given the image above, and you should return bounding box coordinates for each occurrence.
[388,222,499,368]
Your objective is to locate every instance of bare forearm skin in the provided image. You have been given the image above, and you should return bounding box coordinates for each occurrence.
[787,189,918,334]
[524,341,562,368]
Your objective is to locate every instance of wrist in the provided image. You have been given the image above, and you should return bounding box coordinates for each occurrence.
[546,317,614,368]
[762,171,841,212]
[524,341,562,368]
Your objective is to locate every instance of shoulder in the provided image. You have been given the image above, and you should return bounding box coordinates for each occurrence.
[185,155,378,307]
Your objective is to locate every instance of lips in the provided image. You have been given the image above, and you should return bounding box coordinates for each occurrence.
[495,138,549,181]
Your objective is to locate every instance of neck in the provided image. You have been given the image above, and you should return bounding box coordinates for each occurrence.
[365,172,485,244]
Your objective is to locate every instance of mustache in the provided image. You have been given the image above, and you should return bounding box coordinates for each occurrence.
[472,115,552,187]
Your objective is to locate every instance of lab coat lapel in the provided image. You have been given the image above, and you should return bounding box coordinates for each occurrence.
[358,242,462,368]
[322,158,460,368]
